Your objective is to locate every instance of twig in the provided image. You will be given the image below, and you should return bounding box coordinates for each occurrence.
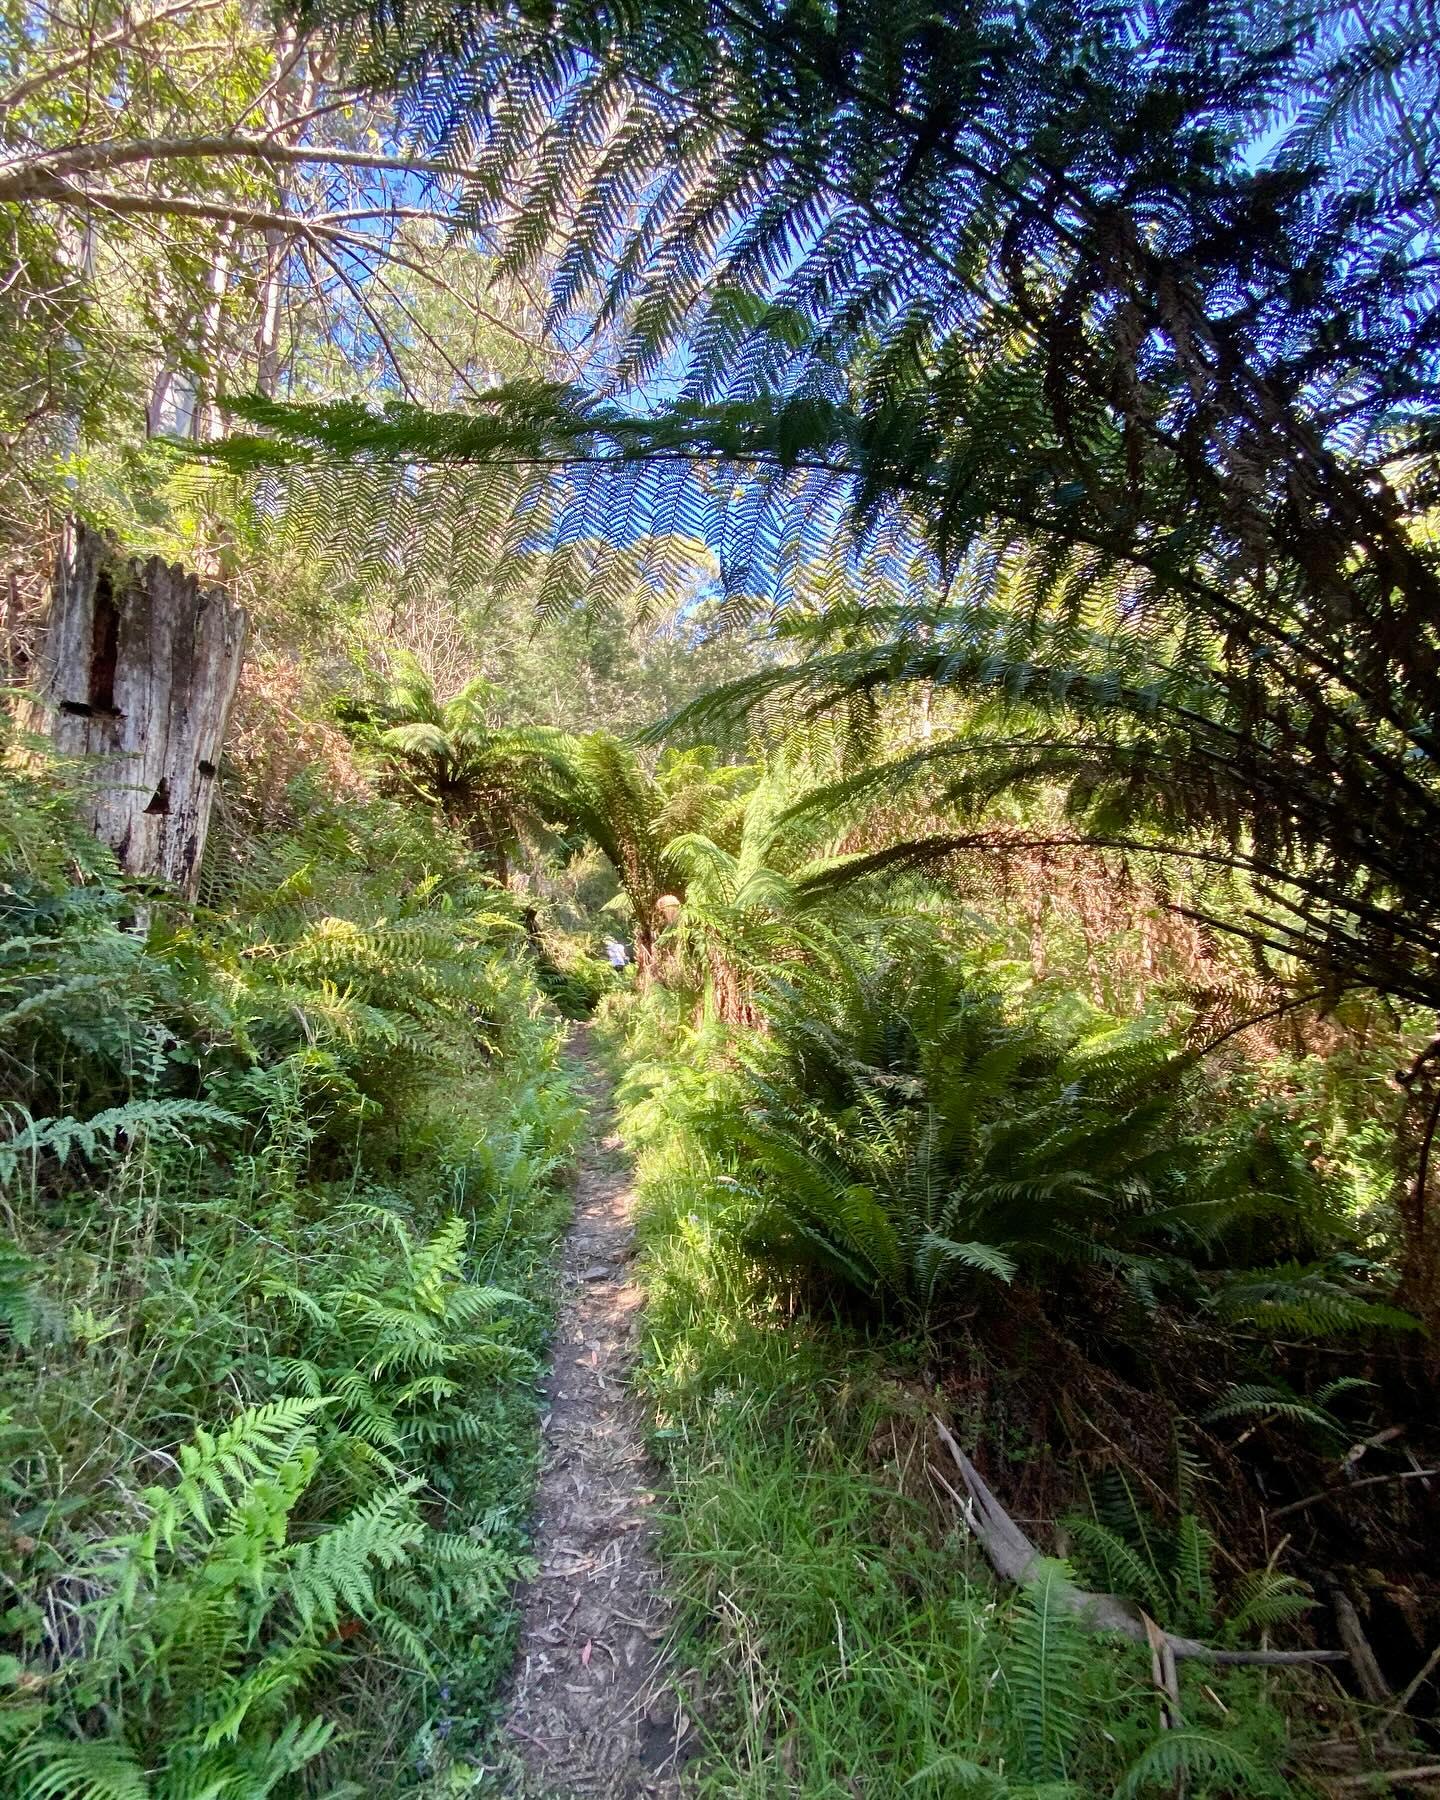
[1381,1639,1440,1730]
[1190,991,1325,1061]
[1322,1766,1440,1789]
[1343,1425,1405,1468]
[1269,1467,1438,1523]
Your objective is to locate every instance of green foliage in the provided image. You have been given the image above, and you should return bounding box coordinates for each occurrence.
[615,1006,1315,1797]
[0,1102,241,1190]
[700,921,1397,1326]
[1008,1561,1088,1786]
[228,0,1440,1042]
[343,654,569,882]
[528,733,753,973]
[0,755,581,1792]
[1065,1467,1314,1644]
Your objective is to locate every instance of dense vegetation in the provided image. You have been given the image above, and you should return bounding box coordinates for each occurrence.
[0,730,584,1787]
[2,0,1439,1793]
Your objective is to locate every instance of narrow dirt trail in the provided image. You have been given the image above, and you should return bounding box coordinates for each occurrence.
[501,1029,693,1797]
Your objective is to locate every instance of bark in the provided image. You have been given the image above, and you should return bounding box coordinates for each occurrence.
[0,135,478,203]
[26,519,247,898]
[256,27,317,399]
[192,223,235,442]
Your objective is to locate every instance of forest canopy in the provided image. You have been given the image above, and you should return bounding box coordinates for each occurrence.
[206,0,1440,1016]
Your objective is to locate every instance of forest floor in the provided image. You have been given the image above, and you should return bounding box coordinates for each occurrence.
[500,1029,696,1798]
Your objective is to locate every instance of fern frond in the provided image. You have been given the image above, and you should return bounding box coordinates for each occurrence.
[1007,1560,1087,1785]
[12,1738,149,1800]
[1115,1728,1263,1798]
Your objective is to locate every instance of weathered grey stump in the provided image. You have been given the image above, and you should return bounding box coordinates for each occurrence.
[26,520,247,898]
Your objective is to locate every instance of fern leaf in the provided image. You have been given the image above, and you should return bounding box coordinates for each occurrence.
[1115,1728,1263,1798]
[1008,1560,1087,1785]
[13,1739,149,1800]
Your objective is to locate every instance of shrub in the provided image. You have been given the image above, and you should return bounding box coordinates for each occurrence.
[707,926,1409,1330]
[0,752,581,1792]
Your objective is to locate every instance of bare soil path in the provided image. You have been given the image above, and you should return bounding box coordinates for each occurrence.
[500,1028,693,1797]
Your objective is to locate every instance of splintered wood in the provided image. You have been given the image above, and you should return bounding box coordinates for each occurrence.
[27,519,246,898]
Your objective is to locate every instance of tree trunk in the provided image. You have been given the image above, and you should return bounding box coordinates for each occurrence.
[26,519,247,898]
[255,29,318,398]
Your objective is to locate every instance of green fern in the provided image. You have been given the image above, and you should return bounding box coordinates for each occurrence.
[1007,1561,1088,1785]
[0,1101,242,1189]
[1062,1517,1169,1621]
[1115,1728,1265,1798]
[711,924,1372,1324]
[1201,1382,1351,1443]
[0,1237,55,1348]
[1223,1571,1316,1644]
[12,1738,150,1800]
[1213,1264,1417,1338]
[1172,1513,1217,1639]
[283,1477,426,1634]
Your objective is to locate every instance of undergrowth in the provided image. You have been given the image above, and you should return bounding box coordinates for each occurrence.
[602,980,1392,1799]
[0,741,582,1796]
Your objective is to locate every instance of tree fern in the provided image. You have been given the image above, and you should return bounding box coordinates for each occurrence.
[220,0,1440,1029]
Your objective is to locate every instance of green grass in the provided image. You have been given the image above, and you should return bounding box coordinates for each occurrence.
[0,755,598,1795]
[1,1000,583,1797]
[616,1021,1331,1800]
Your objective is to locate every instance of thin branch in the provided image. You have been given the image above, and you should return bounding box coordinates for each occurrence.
[0,133,486,200]
[0,0,231,115]
[298,228,417,402]
[1189,992,1330,1061]
[1323,1766,1440,1789]
[42,183,455,237]
[1268,1467,1439,1524]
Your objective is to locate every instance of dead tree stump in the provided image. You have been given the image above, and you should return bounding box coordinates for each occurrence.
[27,520,247,899]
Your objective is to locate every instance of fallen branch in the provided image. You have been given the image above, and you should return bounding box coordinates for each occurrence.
[1269,1466,1438,1524]
[1383,1638,1440,1728]
[1326,1585,1392,1707]
[930,1418,1348,1669]
[1322,1766,1440,1790]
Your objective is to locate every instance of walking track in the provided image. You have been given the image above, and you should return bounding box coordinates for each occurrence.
[500,1029,693,1797]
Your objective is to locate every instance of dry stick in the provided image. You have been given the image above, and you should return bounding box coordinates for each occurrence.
[930,1418,1348,1669]
[1269,1466,1439,1523]
[1323,1767,1440,1790]
[1143,1612,1187,1800]
[1328,1588,1393,1707]
[1343,1425,1406,1468]
[1381,1639,1440,1732]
